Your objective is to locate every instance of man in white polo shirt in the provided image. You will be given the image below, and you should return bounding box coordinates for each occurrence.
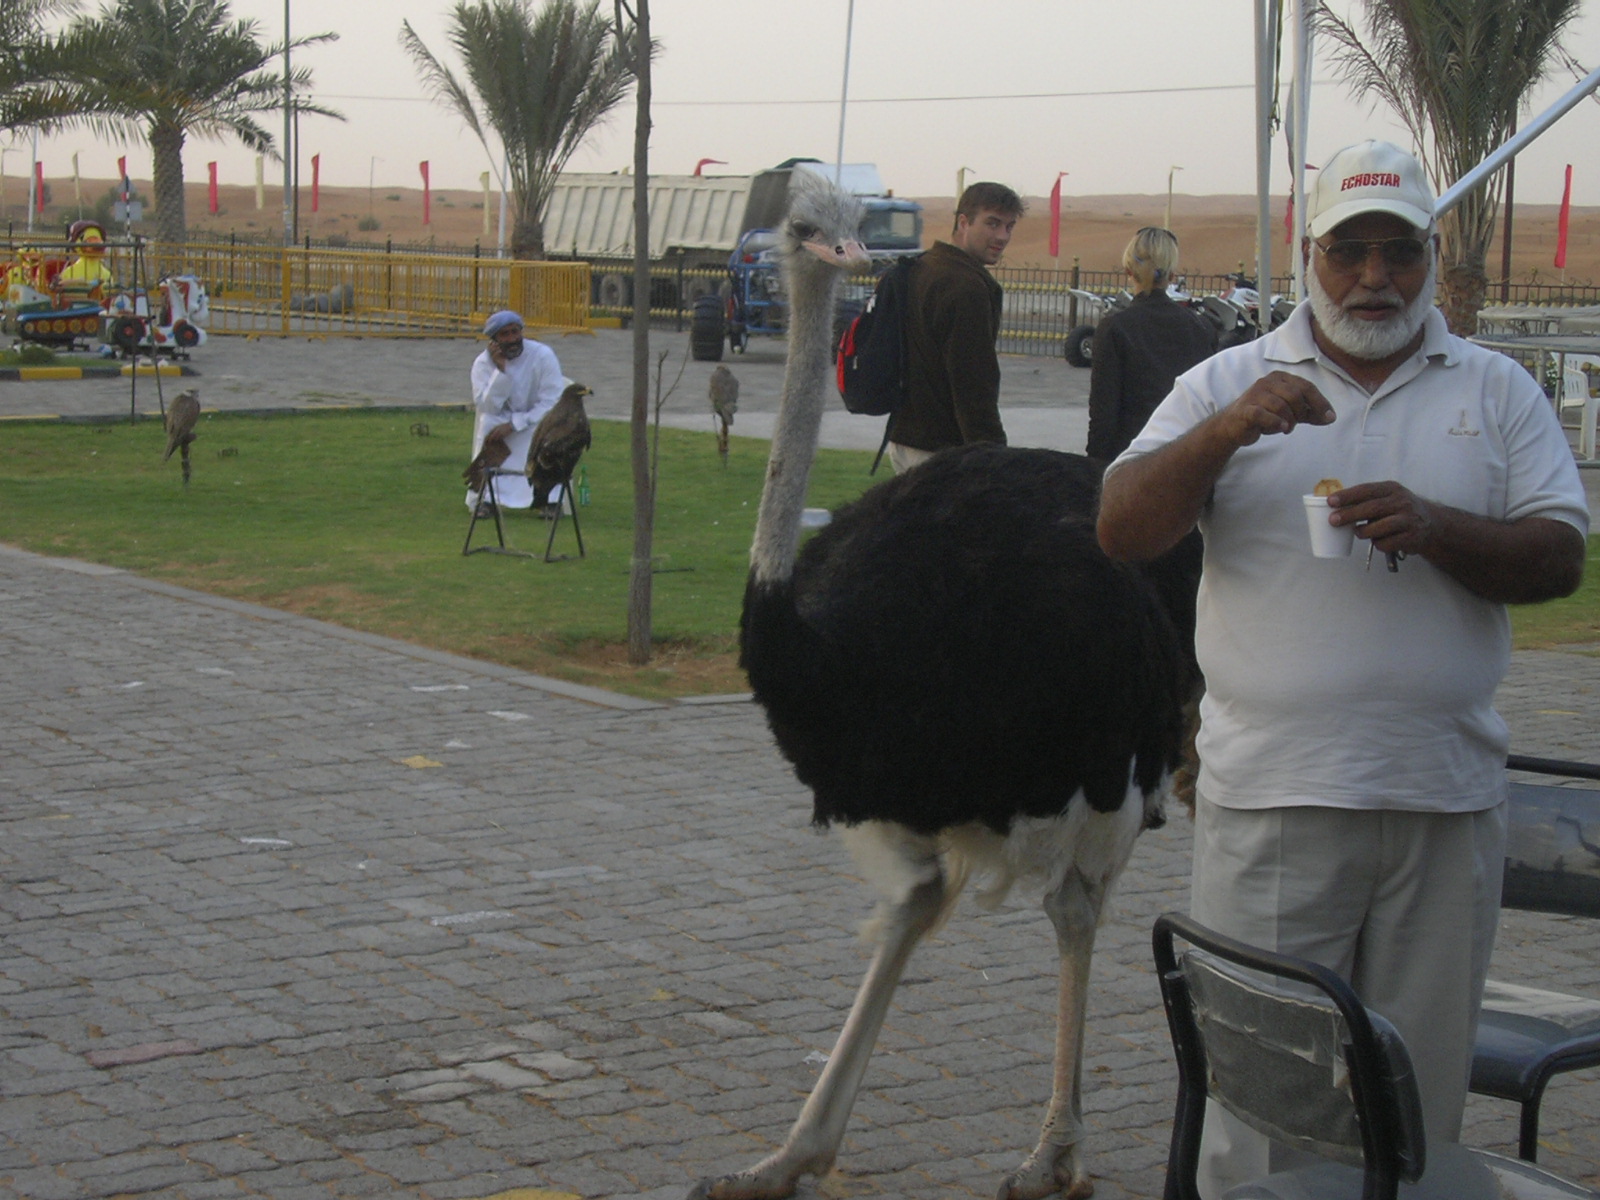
[1097,140,1588,1195]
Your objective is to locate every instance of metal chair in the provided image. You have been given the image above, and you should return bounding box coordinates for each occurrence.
[462,468,535,559]
[1153,912,1598,1200]
[1472,757,1600,1161]
[537,472,586,563]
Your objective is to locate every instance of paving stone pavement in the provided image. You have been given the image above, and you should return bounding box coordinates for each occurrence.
[1,537,1597,1200]
[4,331,1599,1198]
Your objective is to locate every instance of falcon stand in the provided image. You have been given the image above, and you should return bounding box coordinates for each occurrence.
[462,469,536,558]
[541,474,586,563]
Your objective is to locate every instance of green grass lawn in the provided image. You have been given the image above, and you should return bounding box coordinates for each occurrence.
[0,408,883,698]
[1,408,1595,699]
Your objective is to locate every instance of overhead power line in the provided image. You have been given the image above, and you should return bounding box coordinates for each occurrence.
[320,81,1329,108]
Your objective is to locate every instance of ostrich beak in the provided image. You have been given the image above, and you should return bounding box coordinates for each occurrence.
[804,237,872,271]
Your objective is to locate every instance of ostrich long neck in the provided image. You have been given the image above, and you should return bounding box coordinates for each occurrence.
[749,260,841,584]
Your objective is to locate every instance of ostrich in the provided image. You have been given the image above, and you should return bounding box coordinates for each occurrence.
[709,364,739,466]
[690,173,1199,1200]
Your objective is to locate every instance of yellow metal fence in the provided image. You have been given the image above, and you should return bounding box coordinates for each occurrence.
[155,244,592,338]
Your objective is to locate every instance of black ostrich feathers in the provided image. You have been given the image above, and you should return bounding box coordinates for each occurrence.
[740,444,1198,836]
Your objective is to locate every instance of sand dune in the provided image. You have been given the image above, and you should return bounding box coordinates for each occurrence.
[27,178,1600,284]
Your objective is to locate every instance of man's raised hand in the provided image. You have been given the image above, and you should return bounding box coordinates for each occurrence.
[1219,371,1335,446]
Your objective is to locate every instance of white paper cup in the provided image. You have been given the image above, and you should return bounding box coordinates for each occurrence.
[1303,494,1355,557]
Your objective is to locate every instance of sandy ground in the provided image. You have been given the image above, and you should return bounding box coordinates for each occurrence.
[17,177,1600,282]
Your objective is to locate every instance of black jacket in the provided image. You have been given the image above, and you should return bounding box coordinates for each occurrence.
[892,241,1006,452]
[1085,289,1217,464]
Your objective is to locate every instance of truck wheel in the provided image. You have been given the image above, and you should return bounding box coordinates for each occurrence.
[690,295,725,361]
[1063,324,1095,367]
[683,276,719,307]
[598,272,631,309]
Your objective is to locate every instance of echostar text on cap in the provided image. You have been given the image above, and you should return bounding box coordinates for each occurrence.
[1306,141,1436,239]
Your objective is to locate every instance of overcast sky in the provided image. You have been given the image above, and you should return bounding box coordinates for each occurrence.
[13,0,1600,205]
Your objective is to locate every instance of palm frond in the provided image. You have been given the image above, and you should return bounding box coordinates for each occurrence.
[400,16,487,148]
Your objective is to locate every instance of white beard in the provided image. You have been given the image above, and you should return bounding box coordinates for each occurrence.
[1306,257,1436,361]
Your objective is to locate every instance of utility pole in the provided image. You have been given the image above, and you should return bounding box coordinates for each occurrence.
[282,0,293,246]
[1165,165,1182,231]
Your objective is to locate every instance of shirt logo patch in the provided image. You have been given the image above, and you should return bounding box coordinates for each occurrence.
[1448,409,1481,437]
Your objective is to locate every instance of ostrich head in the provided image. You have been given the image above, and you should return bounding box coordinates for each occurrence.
[748,173,871,583]
[778,171,871,300]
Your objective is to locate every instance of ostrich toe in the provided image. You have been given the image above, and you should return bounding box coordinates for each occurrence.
[996,1141,1091,1200]
[687,1153,818,1200]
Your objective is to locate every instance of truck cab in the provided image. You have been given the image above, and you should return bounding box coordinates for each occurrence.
[690,161,923,361]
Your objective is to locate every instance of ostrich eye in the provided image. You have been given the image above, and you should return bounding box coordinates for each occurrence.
[790,221,818,240]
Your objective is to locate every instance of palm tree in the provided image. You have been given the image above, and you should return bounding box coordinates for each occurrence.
[401,0,642,260]
[55,0,338,246]
[1314,0,1584,333]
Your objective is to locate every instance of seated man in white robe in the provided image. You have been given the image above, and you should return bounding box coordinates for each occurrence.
[465,309,566,514]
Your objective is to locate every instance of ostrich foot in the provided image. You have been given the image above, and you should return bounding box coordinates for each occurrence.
[996,1141,1091,1200]
[686,1147,830,1200]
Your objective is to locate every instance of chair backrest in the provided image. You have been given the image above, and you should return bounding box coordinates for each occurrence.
[1502,780,1600,918]
[1560,367,1591,409]
[1154,913,1427,1200]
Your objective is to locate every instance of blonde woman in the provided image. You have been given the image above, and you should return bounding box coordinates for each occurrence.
[1085,226,1216,464]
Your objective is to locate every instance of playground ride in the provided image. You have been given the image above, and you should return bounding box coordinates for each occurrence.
[2,224,210,358]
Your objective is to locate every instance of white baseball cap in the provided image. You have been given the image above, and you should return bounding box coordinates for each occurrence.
[1306,140,1436,238]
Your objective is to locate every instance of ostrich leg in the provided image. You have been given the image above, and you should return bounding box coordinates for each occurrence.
[689,873,947,1200]
[998,868,1103,1200]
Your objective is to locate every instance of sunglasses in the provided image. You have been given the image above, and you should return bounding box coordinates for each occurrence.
[1314,236,1429,273]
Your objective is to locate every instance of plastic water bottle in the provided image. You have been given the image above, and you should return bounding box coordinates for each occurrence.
[577,465,591,507]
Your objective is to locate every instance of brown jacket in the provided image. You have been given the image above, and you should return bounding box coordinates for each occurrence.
[892,241,1006,451]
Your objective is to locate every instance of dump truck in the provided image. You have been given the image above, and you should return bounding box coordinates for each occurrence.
[543,157,922,312]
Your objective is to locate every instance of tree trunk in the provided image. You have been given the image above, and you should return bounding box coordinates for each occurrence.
[149,121,187,248]
[625,1,653,666]
[1441,256,1488,338]
[510,217,545,260]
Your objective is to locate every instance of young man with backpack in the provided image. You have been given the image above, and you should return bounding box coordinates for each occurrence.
[887,182,1023,473]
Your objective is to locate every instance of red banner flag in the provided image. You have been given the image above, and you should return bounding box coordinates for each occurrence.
[419,161,430,225]
[117,155,127,197]
[311,154,320,213]
[207,161,218,213]
[1048,173,1064,259]
[1555,164,1573,269]
[35,162,44,211]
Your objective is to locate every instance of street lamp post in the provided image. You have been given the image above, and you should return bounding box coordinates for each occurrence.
[282,0,293,247]
[1165,165,1183,231]
[368,156,381,215]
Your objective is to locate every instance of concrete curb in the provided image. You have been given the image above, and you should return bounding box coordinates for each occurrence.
[0,361,196,381]
[0,541,754,712]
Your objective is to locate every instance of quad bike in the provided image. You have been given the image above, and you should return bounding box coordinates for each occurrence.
[1062,282,1197,367]
[1201,272,1295,349]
